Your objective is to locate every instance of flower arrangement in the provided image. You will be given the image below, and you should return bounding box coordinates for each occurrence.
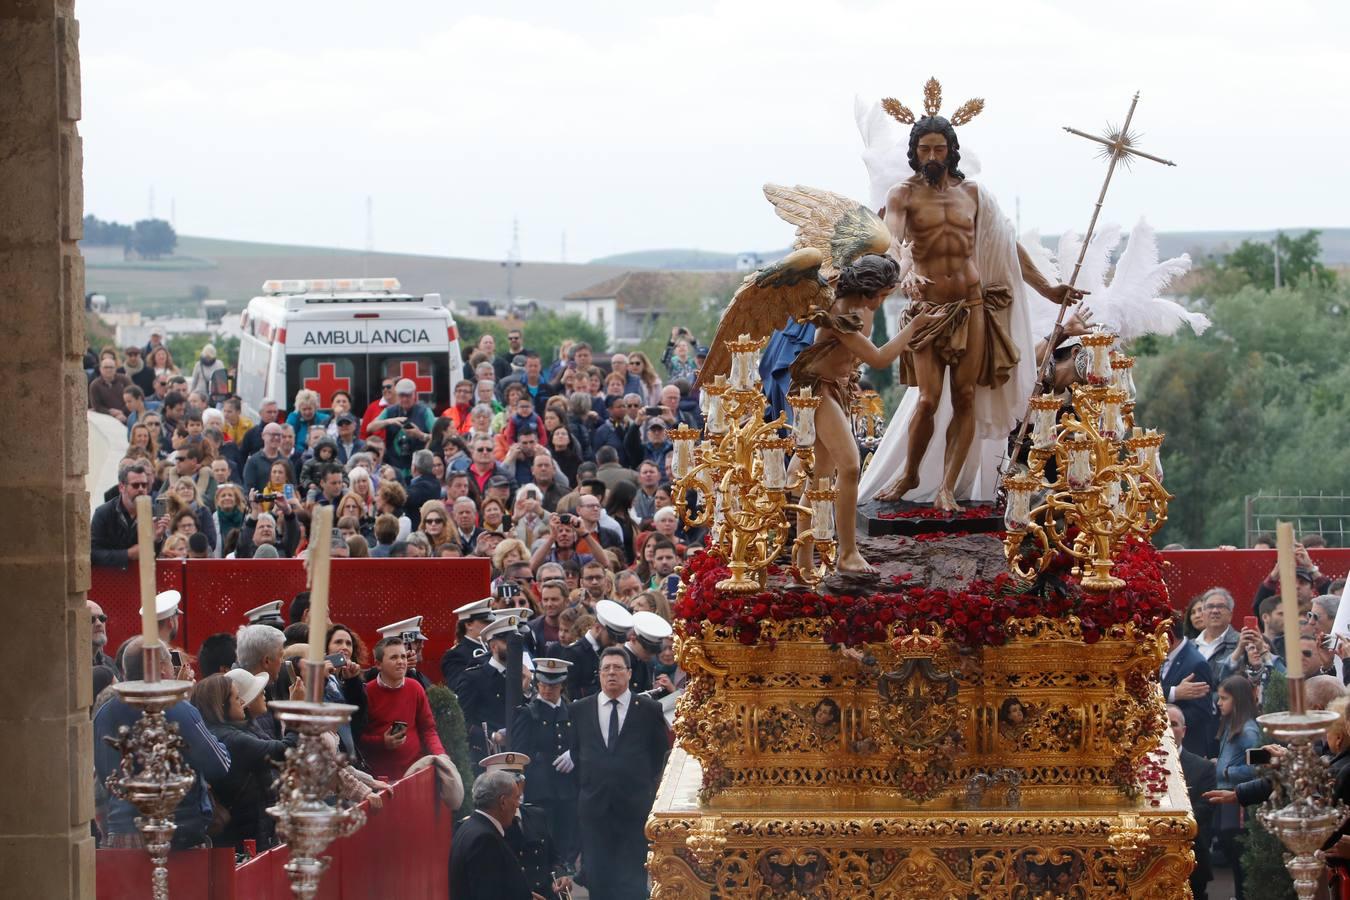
[674,535,1172,651]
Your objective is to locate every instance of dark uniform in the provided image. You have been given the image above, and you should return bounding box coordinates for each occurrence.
[505,804,565,900]
[440,637,488,692]
[459,660,508,761]
[511,698,579,862]
[622,645,653,694]
[559,636,601,699]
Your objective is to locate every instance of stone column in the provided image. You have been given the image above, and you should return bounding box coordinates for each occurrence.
[0,1,94,897]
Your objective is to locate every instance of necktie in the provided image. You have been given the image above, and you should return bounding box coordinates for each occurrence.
[607,698,620,748]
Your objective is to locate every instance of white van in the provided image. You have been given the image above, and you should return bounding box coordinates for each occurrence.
[236,277,465,415]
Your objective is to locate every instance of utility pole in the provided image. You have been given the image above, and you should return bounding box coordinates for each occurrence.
[1273,231,1282,289]
[364,195,374,277]
[501,218,522,302]
[561,229,567,263]
[170,197,176,230]
[148,186,155,219]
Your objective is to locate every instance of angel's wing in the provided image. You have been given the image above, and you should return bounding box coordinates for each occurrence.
[698,248,829,386]
[763,184,891,281]
[1095,219,1207,339]
[1019,230,1063,341]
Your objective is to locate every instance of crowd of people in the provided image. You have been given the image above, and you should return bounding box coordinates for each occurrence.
[87,326,707,898]
[1165,538,1350,900]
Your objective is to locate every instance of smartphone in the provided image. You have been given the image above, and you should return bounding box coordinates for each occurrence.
[644,405,664,416]
[1246,747,1273,766]
[153,496,168,518]
[390,720,408,736]
[283,483,295,501]
[288,657,302,676]
[170,650,182,668]
[1242,616,1259,633]
[324,652,347,668]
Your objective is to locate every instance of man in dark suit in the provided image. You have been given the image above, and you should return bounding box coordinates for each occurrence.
[1168,704,1215,900]
[564,646,671,900]
[1160,617,1217,756]
[448,770,537,900]
[404,449,442,529]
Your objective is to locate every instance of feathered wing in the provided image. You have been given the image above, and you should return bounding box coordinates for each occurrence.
[762,184,891,281]
[1019,229,1063,341]
[1095,219,1208,339]
[698,249,829,386]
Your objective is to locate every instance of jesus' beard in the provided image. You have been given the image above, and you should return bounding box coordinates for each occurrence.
[921,161,945,186]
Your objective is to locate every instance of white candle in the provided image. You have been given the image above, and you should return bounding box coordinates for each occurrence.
[761,446,787,490]
[136,495,159,648]
[307,505,334,664]
[812,479,835,541]
[1277,522,1303,680]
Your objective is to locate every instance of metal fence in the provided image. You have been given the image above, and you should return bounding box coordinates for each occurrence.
[1244,491,1350,548]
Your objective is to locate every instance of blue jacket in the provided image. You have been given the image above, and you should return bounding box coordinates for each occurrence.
[94,697,231,841]
[1161,639,1218,757]
[1216,718,1262,789]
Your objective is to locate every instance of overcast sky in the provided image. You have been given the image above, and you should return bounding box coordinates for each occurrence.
[80,1,1350,263]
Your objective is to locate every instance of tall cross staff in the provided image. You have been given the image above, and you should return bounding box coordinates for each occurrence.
[1003,92,1177,474]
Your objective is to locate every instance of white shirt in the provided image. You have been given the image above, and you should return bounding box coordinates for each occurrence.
[1194,627,1231,660]
[474,808,505,837]
[597,689,632,746]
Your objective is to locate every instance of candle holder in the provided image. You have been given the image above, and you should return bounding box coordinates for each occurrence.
[268,660,366,899]
[673,348,832,592]
[1256,690,1346,900]
[103,645,196,900]
[1002,341,1171,591]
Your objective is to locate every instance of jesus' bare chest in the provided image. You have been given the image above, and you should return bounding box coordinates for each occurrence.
[905,185,978,262]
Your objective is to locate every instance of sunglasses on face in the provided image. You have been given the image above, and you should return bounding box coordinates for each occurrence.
[424,517,445,525]
[91,614,107,623]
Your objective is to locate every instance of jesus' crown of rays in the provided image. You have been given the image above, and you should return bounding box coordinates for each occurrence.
[882,77,985,128]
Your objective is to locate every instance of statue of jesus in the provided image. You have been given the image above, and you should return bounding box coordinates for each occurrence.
[862,83,1083,511]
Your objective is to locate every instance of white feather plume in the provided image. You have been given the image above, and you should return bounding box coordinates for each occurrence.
[1092,219,1207,340]
[1019,229,1064,340]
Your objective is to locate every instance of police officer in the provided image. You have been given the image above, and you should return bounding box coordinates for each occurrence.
[480,752,572,900]
[441,598,494,691]
[562,599,632,699]
[459,615,520,762]
[624,610,675,698]
[511,658,579,865]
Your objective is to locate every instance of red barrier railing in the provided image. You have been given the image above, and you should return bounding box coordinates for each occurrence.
[96,766,452,899]
[91,559,491,682]
[1160,549,1350,618]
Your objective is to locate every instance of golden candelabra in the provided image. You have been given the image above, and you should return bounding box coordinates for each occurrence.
[1002,332,1170,591]
[675,334,834,592]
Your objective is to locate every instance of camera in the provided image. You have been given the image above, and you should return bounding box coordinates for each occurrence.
[259,491,282,502]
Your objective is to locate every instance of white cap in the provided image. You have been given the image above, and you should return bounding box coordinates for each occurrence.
[632,610,673,645]
[453,598,494,621]
[141,590,181,621]
[395,378,417,394]
[243,600,284,624]
[480,615,521,642]
[378,616,426,641]
[479,751,530,775]
[225,668,269,706]
[533,657,572,684]
[595,599,634,635]
[493,606,534,621]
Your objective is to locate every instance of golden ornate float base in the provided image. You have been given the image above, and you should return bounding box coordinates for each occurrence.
[647,747,1195,899]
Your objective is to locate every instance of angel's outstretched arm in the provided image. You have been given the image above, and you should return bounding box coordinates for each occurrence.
[833,311,941,370]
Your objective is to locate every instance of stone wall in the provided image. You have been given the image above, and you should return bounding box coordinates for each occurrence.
[0,0,94,896]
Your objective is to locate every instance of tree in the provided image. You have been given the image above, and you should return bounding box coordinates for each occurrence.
[130,218,177,259]
[81,214,132,247]
[1220,230,1334,291]
[865,307,895,394]
[522,311,608,358]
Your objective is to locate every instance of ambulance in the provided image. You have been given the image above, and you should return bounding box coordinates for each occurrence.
[236,277,465,415]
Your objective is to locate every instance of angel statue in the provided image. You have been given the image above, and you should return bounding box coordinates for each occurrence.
[700,186,939,574]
